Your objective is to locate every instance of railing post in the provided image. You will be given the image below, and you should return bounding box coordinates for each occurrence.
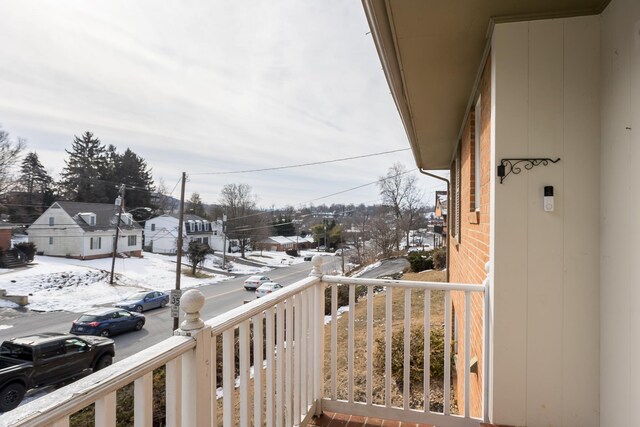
[174,289,212,427]
[309,255,324,416]
[483,261,491,423]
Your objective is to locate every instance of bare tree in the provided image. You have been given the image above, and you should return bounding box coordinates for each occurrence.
[154,177,177,214]
[0,126,26,199]
[378,162,424,250]
[369,211,397,258]
[219,183,258,258]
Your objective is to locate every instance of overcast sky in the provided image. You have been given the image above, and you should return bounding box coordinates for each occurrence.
[0,1,447,209]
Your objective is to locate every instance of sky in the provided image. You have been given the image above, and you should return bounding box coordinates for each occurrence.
[0,1,447,210]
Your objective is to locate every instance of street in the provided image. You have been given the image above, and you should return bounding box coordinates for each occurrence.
[0,260,315,361]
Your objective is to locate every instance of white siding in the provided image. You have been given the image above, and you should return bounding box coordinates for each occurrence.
[491,17,600,426]
[600,1,640,425]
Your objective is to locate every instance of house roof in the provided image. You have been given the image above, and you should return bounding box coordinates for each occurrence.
[51,201,142,232]
[262,236,296,245]
[362,0,608,170]
[165,213,210,222]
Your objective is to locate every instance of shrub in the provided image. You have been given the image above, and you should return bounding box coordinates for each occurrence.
[14,242,36,261]
[323,283,367,315]
[407,250,434,272]
[373,325,451,389]
[432,247,446,270]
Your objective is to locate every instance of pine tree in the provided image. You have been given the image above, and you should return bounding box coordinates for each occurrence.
[115,148,154,208]
[19,152,51,195]
[60,132,108,202]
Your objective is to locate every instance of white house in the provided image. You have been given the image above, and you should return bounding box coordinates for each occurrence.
[28,201,142,260]
[144,214,224,254]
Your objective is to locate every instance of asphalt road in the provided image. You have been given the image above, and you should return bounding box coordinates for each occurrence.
[0,260,316,361]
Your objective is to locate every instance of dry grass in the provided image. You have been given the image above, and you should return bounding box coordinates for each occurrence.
[323,269,452,411]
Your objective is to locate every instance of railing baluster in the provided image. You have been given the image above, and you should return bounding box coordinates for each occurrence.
[348,283,355,403]
[444,290,451,415]
[240,320,251,427]
[254,313,263,427]
[222,329,235,427]
[285,298,294,426]
[294,292,302,423]
[403,288,411,410]
[50,418,70,427]
[134,371,152,427]
[315,281,324,416]
[385,286,392,407]
[266,307,275,427]
[424,290,431,414]
[165,354,184,426]
[465,291,471,418]
[331,283,338,400]
[276,302,285,427]
[366,285,373,405]
[95,390,116,427]
[300,288,308,415]
[211,336,217,427]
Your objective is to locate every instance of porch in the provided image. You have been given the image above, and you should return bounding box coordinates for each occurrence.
[3,256,488,427]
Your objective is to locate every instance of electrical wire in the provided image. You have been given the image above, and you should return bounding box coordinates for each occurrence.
[190,148,411,175]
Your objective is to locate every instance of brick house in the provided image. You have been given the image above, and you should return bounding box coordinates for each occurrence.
[364,0,638,425]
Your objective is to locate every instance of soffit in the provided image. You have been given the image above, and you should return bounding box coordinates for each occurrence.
[364,0,608,170]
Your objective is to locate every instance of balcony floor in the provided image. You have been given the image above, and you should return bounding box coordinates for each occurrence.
[309,412,434,427]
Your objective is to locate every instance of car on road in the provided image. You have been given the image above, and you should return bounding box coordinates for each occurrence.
[255,282,283,298]
[0,332,115,412]
[114,290,169,312]
[243,275,271,290]
[70,308,145,337]
[303,255,313,261]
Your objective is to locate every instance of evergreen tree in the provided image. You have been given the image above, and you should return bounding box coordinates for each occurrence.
[19,152,51,195]
[188,193,207,218]
[115,148,154,208]
[60,132,109,202]
[12,152,55,222]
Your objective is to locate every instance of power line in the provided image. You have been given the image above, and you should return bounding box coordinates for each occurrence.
[190,148,411,176]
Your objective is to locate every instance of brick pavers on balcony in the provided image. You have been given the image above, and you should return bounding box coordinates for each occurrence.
[308,412,435,427]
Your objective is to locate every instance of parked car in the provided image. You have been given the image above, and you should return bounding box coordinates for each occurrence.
[0,332,115,412]
[303,255,313,261]
[70,308,145,337]
[114,290,169,312]
[255,282,283,298]
[243,275,271,290]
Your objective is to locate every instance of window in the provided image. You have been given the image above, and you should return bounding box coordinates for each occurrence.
[128,235,137,246]
[203,237,209,245]
[49,237,53,245]
[49,217,54,226]
[151,223,156,231]
[213,230,218,236]
[64,338,88,354]
[90,216,96,226]
[197,221,202,231]
[188,221,194,232]
[474,95,482,211]
[204,222,209,231]
[90,237,102,250]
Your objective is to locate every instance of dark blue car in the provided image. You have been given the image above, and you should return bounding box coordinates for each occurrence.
[113,290,169,313]
[70,308,145,337]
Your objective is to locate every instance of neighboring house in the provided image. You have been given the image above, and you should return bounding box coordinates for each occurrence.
[256,236,297,252]
[144,214,224,254]
[28,201,142,260]
[365,0,637,426]
[433,191,447,246]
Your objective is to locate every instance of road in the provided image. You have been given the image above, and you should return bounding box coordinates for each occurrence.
[0,261,315,361]
[358,257,410,279]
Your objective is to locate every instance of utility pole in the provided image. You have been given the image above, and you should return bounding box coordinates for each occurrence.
[222,214,227,269]
[173,172,187,331]
[110,184,125,284]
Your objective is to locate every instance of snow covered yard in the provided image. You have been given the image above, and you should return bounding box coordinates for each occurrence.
[0,253,237,313]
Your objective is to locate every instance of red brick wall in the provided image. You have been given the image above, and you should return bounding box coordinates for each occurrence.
[449,55,491,418]
[0,229,11,251]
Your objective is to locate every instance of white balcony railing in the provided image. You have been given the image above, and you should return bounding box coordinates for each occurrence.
[3,256,488,427]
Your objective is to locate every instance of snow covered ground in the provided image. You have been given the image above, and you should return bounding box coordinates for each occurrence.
[0,250,316,314]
